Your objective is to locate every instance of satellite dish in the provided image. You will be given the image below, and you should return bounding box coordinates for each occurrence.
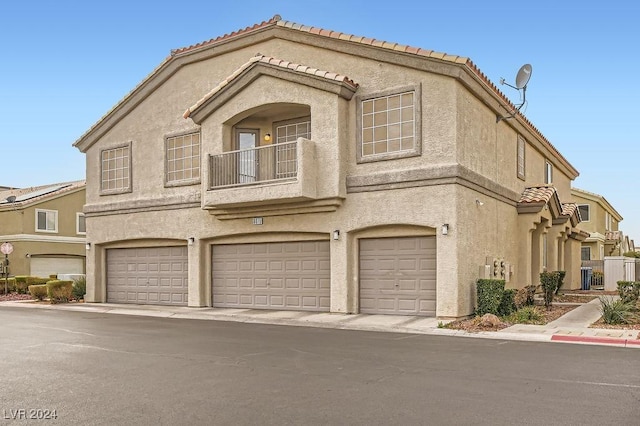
[5,196,16,203]
[515,64,532,89]
[496,63,533,122]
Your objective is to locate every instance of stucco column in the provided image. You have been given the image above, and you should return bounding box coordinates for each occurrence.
[564,237,582,290]
[85,244,104,303]
[330,231,349,313]
[516,221,536,288]
[188,239,207,307]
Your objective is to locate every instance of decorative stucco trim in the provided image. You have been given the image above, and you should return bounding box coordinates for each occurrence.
[0,234,86,244]
[347,164,521,205]
[185,55,358,124]
[84,193,201,217]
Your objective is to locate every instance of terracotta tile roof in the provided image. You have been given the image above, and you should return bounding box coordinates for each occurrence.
[0,180,85,209]
[561,203,578,217]
[183,54,358,119]
[518,185,556,204]
[74,14,578,176]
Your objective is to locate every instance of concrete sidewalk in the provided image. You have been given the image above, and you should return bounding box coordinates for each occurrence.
[2,298,639,349]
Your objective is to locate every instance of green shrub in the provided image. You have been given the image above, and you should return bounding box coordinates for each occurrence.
[72,276,86,301]
[508,306,544,324]
[623,251,640,258]
[476,279,505,316]
[46,280,73,304]
[49,274,58,280]
[599,296,637,325]
[498,289,516,316]
[28,284,48,301]
[14,275,29,293]
[540,272,560,309]
[617,281,640,304]
[554,271,566,295]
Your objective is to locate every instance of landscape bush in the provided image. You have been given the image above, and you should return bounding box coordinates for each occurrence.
[72,276,86,301]
[540,272,560,309]
[616,281,640,305]
[46,280,73,304]
[14,276,29,293]
[28,284,48,301]
[507,306,544,324]
[554,271,566,295]
[514,285,538,309]
[476,279,505,316]
[599,296,637,325]
[1,277,17,294]
[498,289,516,316]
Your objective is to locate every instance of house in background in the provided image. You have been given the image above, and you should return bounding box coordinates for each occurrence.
[73,15,585,318]
[571,187,625,260]
[0,181,86,277]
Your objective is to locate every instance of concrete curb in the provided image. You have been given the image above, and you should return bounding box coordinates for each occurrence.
[550,334,640,348]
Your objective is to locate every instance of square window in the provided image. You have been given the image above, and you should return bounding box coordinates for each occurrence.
[101,144,131,194]
[35,209,58,233]
[357,85,421,163]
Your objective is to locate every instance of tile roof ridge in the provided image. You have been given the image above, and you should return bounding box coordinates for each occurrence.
[171,15,282,56]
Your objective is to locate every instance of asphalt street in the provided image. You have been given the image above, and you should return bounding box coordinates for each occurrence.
[1,307,639,425]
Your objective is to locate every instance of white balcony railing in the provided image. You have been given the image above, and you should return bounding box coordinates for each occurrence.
[209,141,297,188]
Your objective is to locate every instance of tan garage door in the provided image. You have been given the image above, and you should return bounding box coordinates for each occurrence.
[106,246,188,306]
[359,236,436,316]
[212,241,330,311]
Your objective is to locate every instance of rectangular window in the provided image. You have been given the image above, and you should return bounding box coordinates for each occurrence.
[517,135,526,180]
[76,213,86,235]
[578,204,590,222]
[166,131,201,185]
[274,118,310,179]
[605,212,612,231]
[35,209,58,233]
[544,161,553,184]
[357,85,421,163]
[581,247,591,261]
[101,144,131,193]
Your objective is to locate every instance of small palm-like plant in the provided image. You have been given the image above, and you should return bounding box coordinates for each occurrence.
[599,297,637,325]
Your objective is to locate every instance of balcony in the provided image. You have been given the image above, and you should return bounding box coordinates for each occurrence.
[203,138,319,213]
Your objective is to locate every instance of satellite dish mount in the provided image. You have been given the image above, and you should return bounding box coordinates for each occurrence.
[496,64,532,122]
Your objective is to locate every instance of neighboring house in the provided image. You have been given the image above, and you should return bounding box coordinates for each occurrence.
[73,15,585,318]
[0,181,86,277]
[571,187,624,260]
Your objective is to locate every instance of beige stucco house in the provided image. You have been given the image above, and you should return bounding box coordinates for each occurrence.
[571,187,625,260]
[73,16,585,318]
[0,181,86,277]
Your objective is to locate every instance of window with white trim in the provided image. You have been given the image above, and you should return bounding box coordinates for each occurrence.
[101,144,131,193]
[76,213,86,235]
[544,161,553,184]
[35,209,58,233]
[578,204,590,222]
[166,131,201,185]
[357,85,421,163]
[517,135,526,180]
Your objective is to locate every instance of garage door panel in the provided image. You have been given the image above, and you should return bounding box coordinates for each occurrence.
[359,236,436,316]
[107,246,188,306]
[213,241,330,312]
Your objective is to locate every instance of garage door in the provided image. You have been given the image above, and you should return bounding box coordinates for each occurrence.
[30,257,85,278]
[106,246,188,306]
[212,241,330,311]
[359,236,436,316]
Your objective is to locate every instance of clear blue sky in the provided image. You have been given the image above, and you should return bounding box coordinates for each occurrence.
[1,1,638,238]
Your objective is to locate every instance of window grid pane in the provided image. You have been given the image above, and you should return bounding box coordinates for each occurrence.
[101,146,130,191]
[362,91,415,157]
[166,133,200,183]
[275,120,310,178]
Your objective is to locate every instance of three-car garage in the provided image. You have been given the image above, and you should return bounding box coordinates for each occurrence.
[104,236,437,316]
